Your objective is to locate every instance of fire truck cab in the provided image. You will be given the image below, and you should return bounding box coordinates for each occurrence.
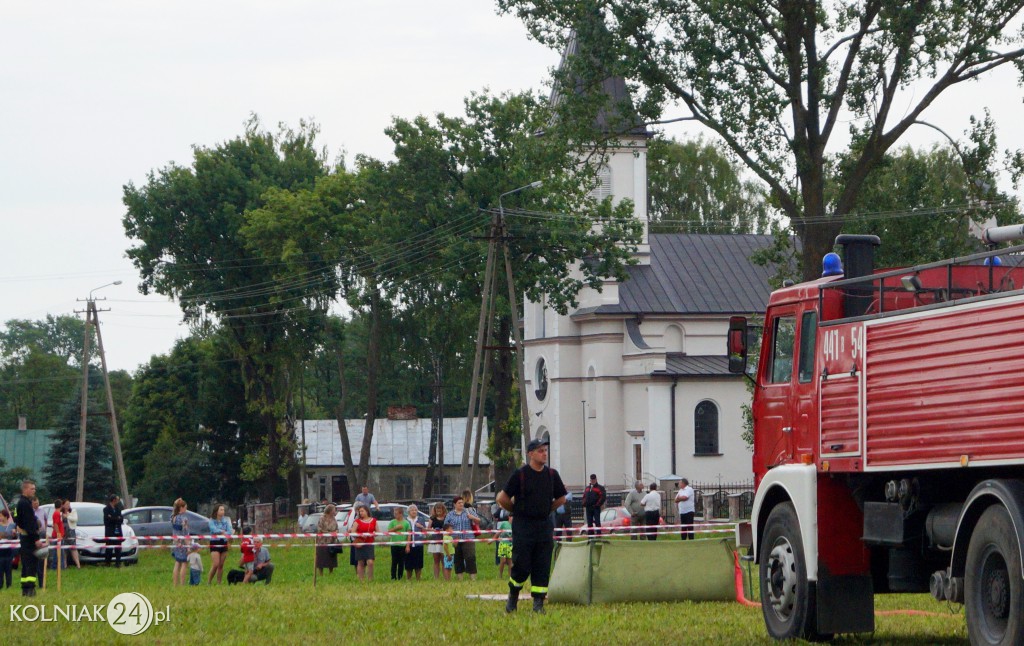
[730,231,1024,645]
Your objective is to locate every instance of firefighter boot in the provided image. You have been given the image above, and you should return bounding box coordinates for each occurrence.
[532,596,546,614]
[506,583,521,613]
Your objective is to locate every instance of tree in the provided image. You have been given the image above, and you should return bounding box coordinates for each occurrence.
[499,1,1024,280]
[647,136,773,234]
[43,389,115,501]
[835,114,1021,266]
[0,315,91,429]
[122,118,329,501]
[0,458,36,505]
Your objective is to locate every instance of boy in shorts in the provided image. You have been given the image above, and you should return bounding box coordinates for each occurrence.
[441,523,454,581]
[240,527,256,583]
[495,513,513,579]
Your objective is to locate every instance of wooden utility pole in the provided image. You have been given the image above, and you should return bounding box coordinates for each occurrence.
[458,182,539,493]
[76,288,131,505]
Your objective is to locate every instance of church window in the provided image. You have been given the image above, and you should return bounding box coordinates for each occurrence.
[694,400,719,455]
[535,358,548,401]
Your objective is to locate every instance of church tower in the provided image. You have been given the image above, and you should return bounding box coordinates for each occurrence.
[523,29,651,489]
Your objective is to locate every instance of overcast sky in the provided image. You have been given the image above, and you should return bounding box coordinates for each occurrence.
[2,2,1021,372]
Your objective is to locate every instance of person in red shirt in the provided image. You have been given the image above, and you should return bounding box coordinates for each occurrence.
[352,505,377,581]
[50,498,65,570]
[240,527,256,583]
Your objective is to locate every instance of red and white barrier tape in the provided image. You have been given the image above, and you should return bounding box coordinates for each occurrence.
[0,523,736,551]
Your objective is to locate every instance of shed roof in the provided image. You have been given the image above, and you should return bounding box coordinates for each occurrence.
[296,418,489,468]
[0,428,56,485]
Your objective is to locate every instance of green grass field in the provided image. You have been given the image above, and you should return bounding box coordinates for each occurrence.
[0,538,969,645]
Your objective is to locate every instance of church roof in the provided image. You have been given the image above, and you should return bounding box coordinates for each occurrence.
[549,30,651,138]
[579,233,782,316]
[665,354,733,378]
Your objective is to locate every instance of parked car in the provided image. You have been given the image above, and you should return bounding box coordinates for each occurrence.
[574,506,667,536]
[41,502,139,565]
[123,506,211,538]
[300,504,352,535]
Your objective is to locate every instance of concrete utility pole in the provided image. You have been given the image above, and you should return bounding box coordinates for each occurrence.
[457,181,540,493]
[76,282,131,505]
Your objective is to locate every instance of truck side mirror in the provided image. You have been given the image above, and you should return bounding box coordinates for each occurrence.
[728,316,748,374]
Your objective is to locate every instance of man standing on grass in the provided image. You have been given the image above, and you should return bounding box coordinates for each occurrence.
[13,480,41,597]
[675,479,695,540]
[496,438,567,614]
[103,495,124,567]
[582,474,606,536]
[355,486,379,511]
[624,481,645,540]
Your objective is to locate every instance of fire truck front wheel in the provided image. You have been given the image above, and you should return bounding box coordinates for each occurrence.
[965,504,1023,646]
[759,502,831,642]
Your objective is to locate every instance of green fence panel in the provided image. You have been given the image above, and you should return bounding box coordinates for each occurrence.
[549,538,736,605]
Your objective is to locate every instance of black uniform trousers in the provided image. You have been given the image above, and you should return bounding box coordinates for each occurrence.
[19,535,38,596]
[509,517,555,598]
[585,506,601,534]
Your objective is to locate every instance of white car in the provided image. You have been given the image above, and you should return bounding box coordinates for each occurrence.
[41,502,139,565]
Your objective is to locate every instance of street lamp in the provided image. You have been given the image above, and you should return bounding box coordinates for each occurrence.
[497,180,542,449]
[89,280,122,301]
[498,180,543,223]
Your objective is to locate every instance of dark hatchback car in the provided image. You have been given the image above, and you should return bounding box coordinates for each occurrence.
[123,506,211,538]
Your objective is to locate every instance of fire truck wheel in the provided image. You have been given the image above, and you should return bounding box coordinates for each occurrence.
[759,502,831,641]
[965,505,1023,646]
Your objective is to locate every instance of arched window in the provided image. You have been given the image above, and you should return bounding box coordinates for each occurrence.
[539,428,550,463]
[664,325,684,353]
[591,165,612,201]
[694,400,719,455]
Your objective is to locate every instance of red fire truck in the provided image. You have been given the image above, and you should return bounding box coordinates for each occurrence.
[729,230,1024,645]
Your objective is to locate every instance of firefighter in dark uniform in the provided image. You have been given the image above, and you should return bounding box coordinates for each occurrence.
[496,438,567,614]
[13,480,41,597]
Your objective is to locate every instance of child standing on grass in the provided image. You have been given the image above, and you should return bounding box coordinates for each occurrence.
[187,543,202,586]
[387,507,411,580]
[441,523,455,581]
[495,513,513,579]
[240,528,256,583]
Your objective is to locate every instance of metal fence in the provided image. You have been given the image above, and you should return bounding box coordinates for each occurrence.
[691,480,755,520]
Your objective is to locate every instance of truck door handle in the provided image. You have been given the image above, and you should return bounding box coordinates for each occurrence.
[782,426,793,433]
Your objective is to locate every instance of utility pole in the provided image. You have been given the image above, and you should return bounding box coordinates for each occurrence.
[457,181,541,493]
[75,282,131,505]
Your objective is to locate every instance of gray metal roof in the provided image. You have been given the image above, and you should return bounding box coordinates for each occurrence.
[583,234,781,316]
[296,418,489,468]
[665,354,735,378]
[549,30,651,137]
[0,429,56,486]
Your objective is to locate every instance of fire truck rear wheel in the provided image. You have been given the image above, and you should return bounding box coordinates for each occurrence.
[759,502,832,641]
[965,505,1023,646]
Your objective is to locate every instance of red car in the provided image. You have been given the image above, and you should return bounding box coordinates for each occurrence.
[574,506,667,536]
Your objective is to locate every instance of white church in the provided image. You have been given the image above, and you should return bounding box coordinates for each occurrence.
[522,36,780,492]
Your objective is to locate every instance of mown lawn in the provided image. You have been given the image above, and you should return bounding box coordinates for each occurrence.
[0,538,969,645]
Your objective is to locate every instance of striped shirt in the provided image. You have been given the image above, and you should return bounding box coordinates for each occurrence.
[443,509,479,541]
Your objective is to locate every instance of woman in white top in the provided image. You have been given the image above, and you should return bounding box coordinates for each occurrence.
[64,501,81,568]
[639,483,662,541]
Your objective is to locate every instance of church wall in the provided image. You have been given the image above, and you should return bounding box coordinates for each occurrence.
[673,379,753,483]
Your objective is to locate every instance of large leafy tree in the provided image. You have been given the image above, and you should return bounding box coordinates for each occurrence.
[122,119,329,501]
[385,91,643,490]
[648,136,773,234]
[499,1,1024,280]
[0,315,90,429]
